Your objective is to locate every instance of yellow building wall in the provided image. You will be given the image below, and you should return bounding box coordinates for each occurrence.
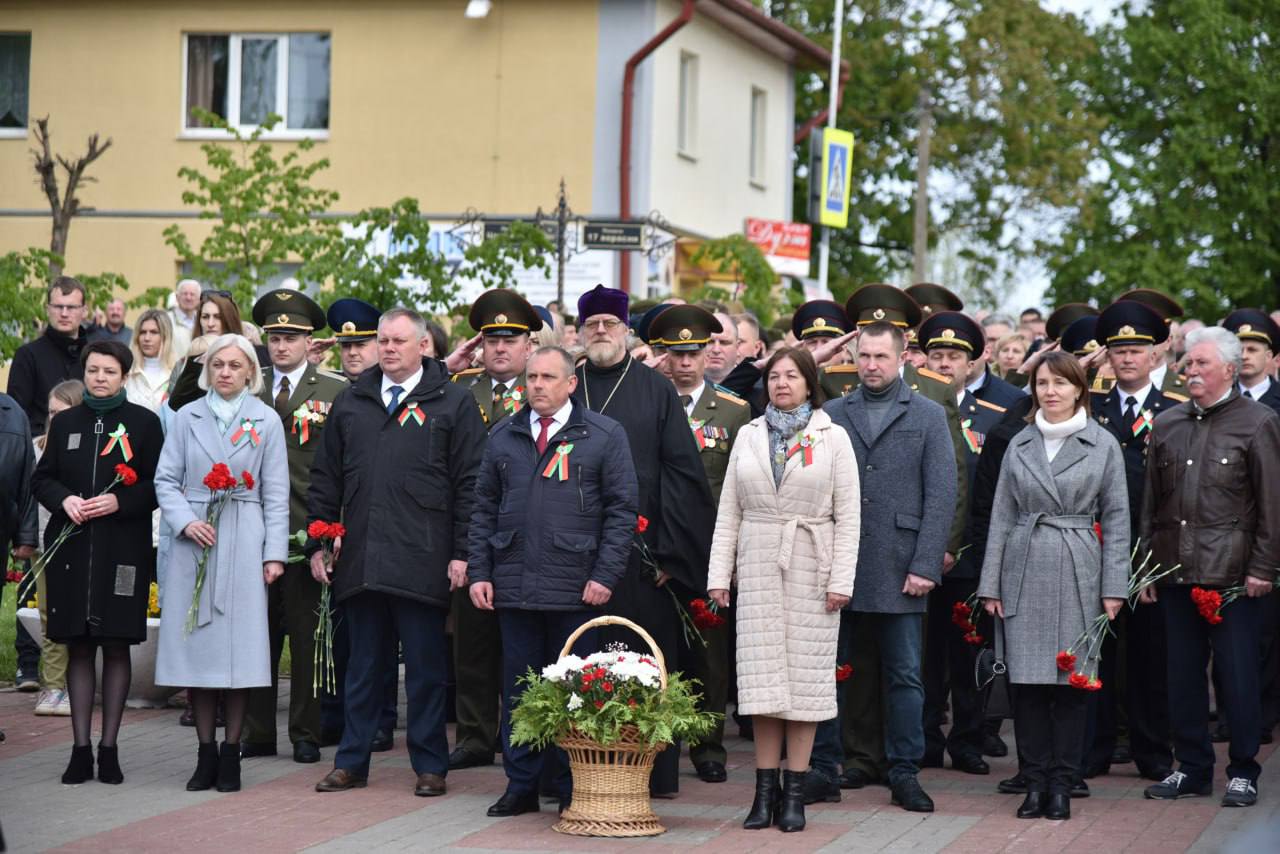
[0,0,600,305]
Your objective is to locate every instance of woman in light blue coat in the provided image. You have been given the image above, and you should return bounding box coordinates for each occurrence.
[155,334,288,793]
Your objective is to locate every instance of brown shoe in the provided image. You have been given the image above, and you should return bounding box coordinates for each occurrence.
[315,768,368,792]
[414,772,446,797]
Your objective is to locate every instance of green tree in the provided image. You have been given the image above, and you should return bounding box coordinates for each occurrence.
[163,110,340,307]
[458,221,554,294]
[691,234,778,323]
[1043,0,1280,317]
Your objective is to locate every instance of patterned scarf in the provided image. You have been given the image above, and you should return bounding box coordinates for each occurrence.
[764,402,813,486]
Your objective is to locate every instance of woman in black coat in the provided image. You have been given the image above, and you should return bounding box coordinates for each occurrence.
[33,340,163,786]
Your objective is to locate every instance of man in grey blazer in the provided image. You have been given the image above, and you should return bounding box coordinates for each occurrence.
[813,320,958,813]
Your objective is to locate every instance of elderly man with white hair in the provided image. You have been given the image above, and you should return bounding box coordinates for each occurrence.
[168,278,202,356]
[1139,325,1280,808]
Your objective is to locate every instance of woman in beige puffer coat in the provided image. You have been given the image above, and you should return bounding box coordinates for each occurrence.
[708,347,859,833]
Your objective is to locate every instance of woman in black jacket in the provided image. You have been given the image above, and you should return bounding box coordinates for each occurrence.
[33,340,163,785]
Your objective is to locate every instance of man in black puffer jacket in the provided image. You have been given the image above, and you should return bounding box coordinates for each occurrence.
[468,346,638,818]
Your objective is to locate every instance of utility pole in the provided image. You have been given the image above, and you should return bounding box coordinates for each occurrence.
[555,178,568,307]
[817,0,844,296]
[912,83,932,283]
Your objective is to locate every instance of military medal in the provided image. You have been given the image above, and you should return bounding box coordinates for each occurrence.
[99,423,133,462]
[543,442,573,481]
[230,418,261,448]
[398,402,426,427]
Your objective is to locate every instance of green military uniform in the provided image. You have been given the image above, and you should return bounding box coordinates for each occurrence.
[449,288,543,766]
[244,289,348,754]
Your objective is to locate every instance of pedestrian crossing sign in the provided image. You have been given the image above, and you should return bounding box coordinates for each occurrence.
[819,127,855,229]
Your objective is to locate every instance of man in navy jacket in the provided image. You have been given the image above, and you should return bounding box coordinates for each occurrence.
[468,346,638,818]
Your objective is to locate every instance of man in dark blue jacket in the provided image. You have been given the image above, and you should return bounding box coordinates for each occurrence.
[468,346,638,817]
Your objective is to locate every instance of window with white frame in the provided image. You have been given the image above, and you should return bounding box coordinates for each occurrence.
[0,32,31,137]
[749,87,767,186]
[183,33,330,135]
[677,51,698,157]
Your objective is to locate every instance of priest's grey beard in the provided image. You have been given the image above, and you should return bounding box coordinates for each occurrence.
[587,340,626,367]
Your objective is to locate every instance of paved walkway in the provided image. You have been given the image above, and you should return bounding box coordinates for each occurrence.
[1,683,1277,853]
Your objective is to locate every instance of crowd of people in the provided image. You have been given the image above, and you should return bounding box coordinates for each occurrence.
[1,274,1277,833]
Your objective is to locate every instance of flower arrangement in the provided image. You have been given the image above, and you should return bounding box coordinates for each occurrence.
[186,464,254,633]
[1190,585,1246,624]
[952,595,984,645]
[510,644,718,750]
[688,598,724,630]
[309,520,345,697]
[147,581,161,618]
[27,463,138,588]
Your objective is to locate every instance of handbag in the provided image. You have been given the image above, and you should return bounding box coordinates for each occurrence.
[974,615,1012,719]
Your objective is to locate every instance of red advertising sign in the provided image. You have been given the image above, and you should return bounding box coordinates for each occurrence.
[745,218,812,276]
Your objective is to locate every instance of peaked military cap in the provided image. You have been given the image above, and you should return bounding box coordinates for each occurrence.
[917,310,984,355]
[634,302,676,346]
[1096,300,1169,347]
[905,282,964,317]
[326,298,381,343]
[1060,315,1101,357]
[252,288,326,333]
[792,300,851,340]
[844,283,923,328]
[1223,308,1280,350]
[469,288,543,337]
[1045,303,1099,342]
[649,304,722,351]
[1117,288,1183,322]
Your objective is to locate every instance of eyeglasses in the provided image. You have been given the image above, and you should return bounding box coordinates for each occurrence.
[48,302,85,313]
[583,318,624,332]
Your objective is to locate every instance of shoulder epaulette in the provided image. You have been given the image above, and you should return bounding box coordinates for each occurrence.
[974,398,1006,413]
[315,368,348,383]
[715,390,747,406]
[451,367,484,382]
[916,367,950,384]
[824,365,859,374]
[1164,391,1189,402]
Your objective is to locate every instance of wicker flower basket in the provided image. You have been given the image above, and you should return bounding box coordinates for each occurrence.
[553,616,669,838]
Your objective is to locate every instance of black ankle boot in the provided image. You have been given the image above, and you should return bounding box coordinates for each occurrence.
[97,744,123,784]
[743,768,781,829]
[216,741,241,792]
[61,744,94,784]
[1017,790,1047,818]
[1045,791,1071,820]
[777,769,807,832]
[186,742,219,791]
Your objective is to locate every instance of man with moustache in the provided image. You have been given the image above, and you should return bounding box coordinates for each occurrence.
[243,289,348,763]
[447,289,543,771]
[572,284,716,797]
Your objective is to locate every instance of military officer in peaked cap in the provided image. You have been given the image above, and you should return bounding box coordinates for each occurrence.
[1117,288,1186,397]
[328,298,383,381]
[793,300,853,364]
[648,304,750,784]
[447,288,542,771]
[632,302,678,380]
[1224,309,1280,415]
[906,283,964,318]
[1082,300,1183,782]
[915,311,1005,777]
[1046,304,1100,346]
[243,288,350,763]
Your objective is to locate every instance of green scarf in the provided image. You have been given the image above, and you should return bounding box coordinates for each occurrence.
[82,388,127,415]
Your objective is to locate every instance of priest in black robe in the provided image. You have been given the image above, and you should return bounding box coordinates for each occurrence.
[572,285,716,796]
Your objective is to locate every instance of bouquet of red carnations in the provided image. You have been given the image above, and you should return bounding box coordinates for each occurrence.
[309,520,345,696]
[186,464,254,634]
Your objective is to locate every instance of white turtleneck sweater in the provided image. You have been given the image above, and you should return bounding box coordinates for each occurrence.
[1035,407,1088,462]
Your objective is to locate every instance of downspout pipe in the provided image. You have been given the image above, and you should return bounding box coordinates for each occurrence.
[619,0,696,294]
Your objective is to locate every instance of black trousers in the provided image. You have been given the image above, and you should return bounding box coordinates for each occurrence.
[1013,683,1087,793]
[451,587,502,757]
[1163,585,1262,783]
[673,581,728,766]
[244,565,323,746]
[922,577,985,761]
[1258,591,1280,733]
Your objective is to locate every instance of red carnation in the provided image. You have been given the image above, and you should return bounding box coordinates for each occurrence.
[114,464,138,486]
[628,698,638,708]
[202,462,236,491]
[308,520,329,539]
[601,681,613,693]
[1056,651,1077,673]
[693,609,726,630]
[594,700,604,709]
[1093,522,1103,544]
[328,522,346,539]
[1068,673,1090,690]
[636,515,649,533]
[963,632,984,645]
[835,663,853,682]
[241,471,255,490]
[1086,677,1103,692]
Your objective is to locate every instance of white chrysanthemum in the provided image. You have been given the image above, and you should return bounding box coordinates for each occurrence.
[541,654,585,683]
[567,693,583,711]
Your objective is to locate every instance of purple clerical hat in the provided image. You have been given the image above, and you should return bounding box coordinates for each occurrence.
[577,284,629,323]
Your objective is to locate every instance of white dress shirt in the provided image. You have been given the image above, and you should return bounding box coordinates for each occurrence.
[530,398,573,442]
[1240,376,1271,400]
[1149,362,1169,392]
[965,369,988,397]
[382,366,423,410]
[1116,382,1154,416]
[680,382,705,418]
[272,362,308,403]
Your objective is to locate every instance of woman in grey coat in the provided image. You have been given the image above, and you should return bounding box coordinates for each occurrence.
[978,351,1129,821]
[155,334,288,793]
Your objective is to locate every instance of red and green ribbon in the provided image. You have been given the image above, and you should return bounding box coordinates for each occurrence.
[961,418,981,454]
[99,423,133,462]
[1132,411,1151,437]
[503,386,525,415]
[292,412,311,444]
[230,418,261,448]
[689,417,707,449]
[786,434,814,467]
[398,402,425,427]
[543,442,574,480]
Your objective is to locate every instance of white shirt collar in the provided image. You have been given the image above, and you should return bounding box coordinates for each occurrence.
[530,398,574,436]
[680,381,706,417]
[1149,362,1169,391]
[1241,376,1271,399]
[1116,382,1154,410]
[382,366,423,405]
[965,369,988,395]
[273,362,308,399]
[491,374,520,393]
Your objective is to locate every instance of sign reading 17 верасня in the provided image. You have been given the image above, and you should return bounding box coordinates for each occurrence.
[819,127,855,229]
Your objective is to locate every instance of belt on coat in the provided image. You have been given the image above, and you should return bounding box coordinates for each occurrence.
[1004,512,1096,619]
[183,486,262,628]
[742,510,832,577]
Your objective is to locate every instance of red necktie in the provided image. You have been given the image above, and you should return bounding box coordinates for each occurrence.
[536,416,554,454]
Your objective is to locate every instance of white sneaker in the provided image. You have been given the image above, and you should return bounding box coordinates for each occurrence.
[34,688,60,716]
[53,689,72,717]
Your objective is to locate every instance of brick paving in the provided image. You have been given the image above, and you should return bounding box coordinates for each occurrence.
[1,683,1277,853]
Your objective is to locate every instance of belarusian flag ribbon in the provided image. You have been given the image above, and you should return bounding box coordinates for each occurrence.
[99,423,133,462]
[1132,411,1152,437]
[231,419,261,447]
[961,418,981,454]
[689,417,707,449]
[503,386,525,415]
[292,411,311,444]
[786,433,814,466]
[398,402,425,427]
[543,442,574,480]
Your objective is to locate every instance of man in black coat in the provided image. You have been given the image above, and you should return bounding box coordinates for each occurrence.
[468,346,638,817]
[1,393,37,576]
[309,308,485,797]
[6,276,90,436]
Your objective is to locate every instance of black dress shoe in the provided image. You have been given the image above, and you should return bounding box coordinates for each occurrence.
[1017,791,1047,819]
[293,741,321,763]
[801,771,841,804]
[240,742,277,758]
[982,733,1009,757]
[447,746,491,769]
[951,754,990,775]
[371,729,394,753]
[1045,792,1071,820]
[487,790,540,817]
[1111,744,1132,765]
[1070,780,1090,798]
[890,776,935,812]
[838,768,876,789]
[694,760,727,783]
[997,773,1028,794]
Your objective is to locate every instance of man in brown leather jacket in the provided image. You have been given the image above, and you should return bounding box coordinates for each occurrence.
[1139,326,1280,808]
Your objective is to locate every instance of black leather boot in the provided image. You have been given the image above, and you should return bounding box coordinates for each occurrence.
[1017,790,1047,818]
[743,768,780,829]
[216,741,242,792]
[97,744,123,784]
[777,769,807,832]
[186,742,219,791]
[1045,791,1071,820]
[61,744,94,784]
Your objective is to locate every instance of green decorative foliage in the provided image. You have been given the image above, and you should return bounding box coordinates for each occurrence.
[0,249,130,362]
[459,221,554,294]
[691,235,778,324]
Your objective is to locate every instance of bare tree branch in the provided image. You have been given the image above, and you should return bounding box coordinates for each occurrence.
[28,116,113,276]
